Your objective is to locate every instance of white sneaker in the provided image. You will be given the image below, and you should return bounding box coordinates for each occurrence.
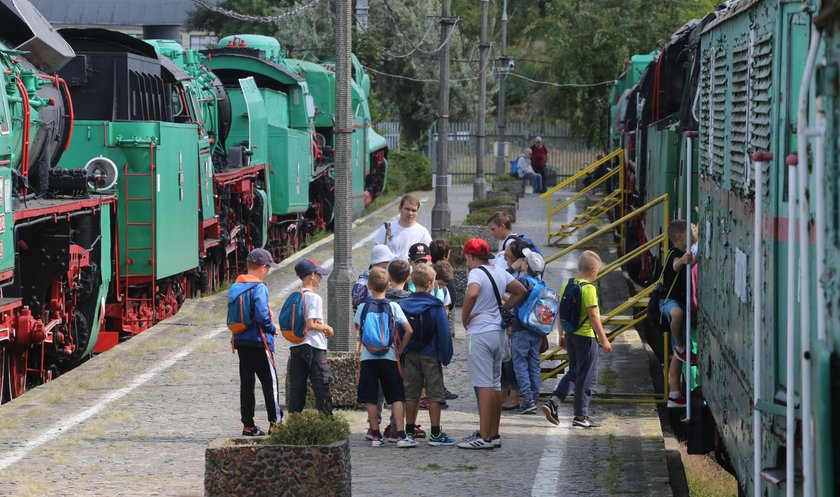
[457,437,495,450]
[396,436,418,448]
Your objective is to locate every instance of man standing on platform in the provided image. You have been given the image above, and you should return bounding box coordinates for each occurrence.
[530,136,548,193]
[374,194,432,261]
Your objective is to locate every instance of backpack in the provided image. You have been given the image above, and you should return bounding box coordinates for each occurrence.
[358,299,396,355]
[279,289,309,344]
[517,275,559,335]
[402,306,436,352]
[510,158,519,175]
[352,272,370,311]
[558,278,594,333]
[227,286,258,334]
[383,222,393,244]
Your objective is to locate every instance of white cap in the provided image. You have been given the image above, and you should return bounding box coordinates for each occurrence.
[370,244,394,266]
[522,248,545,273]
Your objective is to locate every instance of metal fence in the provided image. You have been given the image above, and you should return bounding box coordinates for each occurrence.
[374,121,401,151]
[427,122,603,184]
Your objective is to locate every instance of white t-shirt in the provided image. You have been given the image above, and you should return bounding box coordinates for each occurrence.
[493,234,518,270]
[353,302,407,361]
[374,221,432,261]
[291,290,327,350]
[465,264,515,335]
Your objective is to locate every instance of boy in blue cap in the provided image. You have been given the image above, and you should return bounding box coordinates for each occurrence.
[287,258,334,415]
[229,248,281,436]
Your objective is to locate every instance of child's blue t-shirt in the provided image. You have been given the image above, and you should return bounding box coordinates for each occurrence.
[354,301,407,361]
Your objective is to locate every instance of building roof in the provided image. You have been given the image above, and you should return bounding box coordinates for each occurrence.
[30,0,218,27]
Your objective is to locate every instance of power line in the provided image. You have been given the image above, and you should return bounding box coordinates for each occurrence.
[361,64,479,83]
[191,0,321,23]
[507,72,615,88]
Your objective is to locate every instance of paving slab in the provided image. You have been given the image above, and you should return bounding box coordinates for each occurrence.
[0,185,673,497]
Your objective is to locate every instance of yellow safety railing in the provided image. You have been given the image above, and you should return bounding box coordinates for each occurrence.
[541,149,625,247]
[539,193,672,404]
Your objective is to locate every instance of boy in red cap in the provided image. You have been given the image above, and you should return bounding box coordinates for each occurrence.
[458,239,526,449]
[287,258,334,415]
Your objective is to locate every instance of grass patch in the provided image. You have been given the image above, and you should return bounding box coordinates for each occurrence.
[422,463,442,471]
[468,196,516,210]
[462,208,498,226]
[263,410,350,446]
[455,463,478,471]
[679,443,738,497]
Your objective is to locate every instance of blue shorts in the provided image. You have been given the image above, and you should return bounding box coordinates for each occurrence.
[658,299,682,324]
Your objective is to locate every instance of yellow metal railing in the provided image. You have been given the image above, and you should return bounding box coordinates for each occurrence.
[541,149,625,245]
[539,193,672,404]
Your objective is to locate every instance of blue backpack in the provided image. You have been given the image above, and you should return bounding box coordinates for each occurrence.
[359,299,396,355]
[517,275,559,335]
[558,278,593,333]
[227,286,258,334]
[279,289,309,344]
[510,158,519,176]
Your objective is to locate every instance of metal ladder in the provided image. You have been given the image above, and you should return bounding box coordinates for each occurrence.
[122,143,157,331]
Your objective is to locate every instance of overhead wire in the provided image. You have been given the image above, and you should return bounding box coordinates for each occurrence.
[190,0,321,23]
[506,72,615,88]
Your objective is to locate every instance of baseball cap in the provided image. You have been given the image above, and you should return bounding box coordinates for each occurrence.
[370,245,394,266]
[295,258,330,278]
[463,238,493,260]
[247,248,280,269]
[408,243,432,262]
[522,248,545,273]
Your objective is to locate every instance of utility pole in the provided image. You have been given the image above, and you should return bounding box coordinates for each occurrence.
[431,0,453,240]
[495,0,510,179]
[327,0,354,352]
[474,0,489,200]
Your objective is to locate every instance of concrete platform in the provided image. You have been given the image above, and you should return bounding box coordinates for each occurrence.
[0,185,673,497]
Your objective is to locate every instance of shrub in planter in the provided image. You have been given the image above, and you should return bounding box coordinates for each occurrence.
[205,411,352,497]
[462,208,498,227]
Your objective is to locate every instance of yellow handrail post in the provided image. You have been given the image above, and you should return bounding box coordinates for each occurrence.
[619,151,626,256]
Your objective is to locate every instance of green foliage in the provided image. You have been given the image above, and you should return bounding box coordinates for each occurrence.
[463,208,497,226]
[262,410,350,446]
[468,196,516,210]
[449,234,472,247]
[385,150,432,194]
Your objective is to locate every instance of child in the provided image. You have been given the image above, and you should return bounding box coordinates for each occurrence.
[459,238,527,449]
[385,259,412,301]
[487,212,519,271]
[355,267,417,447]
[353,245,394,311]
[663,221,699,407]
[229,248,282,436]
[287,258,334,416]
[542,250,612,428]
[399,264,456,445]
[507,244,546,414]
[375,258,413,442]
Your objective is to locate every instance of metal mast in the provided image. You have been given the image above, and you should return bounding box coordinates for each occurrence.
[474,0,489,200]
[431,0,453,239]
[327,0,354,352]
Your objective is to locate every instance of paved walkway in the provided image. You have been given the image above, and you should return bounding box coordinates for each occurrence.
[0,185,672,497]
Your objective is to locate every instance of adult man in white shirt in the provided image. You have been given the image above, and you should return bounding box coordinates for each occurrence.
[373,194,432,261]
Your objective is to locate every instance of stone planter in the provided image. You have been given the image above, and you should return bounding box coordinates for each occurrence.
[451,225,494,247]
[205,438,351,497]
[452,268,468,307]
[285,352,362,409]
[492,179,526,199]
